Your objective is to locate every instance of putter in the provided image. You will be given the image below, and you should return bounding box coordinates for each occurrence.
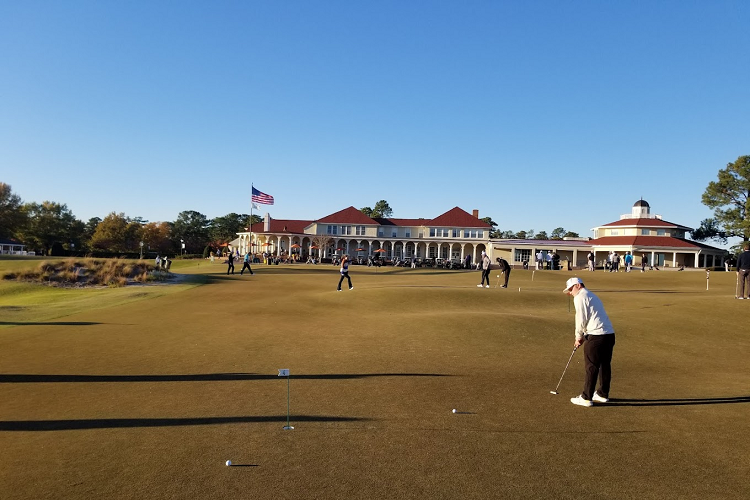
[550,346,578,395]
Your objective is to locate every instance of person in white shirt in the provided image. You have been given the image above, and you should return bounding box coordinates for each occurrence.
[536,251,544,270]
[563,277,616,407]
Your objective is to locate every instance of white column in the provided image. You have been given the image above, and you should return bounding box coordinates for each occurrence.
[694,252,699,267]
[573,249,578,268]
[672,251,677,268]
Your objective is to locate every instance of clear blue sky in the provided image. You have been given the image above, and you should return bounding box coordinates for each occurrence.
[2,1,748,245]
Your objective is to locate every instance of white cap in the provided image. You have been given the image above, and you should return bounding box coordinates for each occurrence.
[563,277,583,293]
[481,250,486,255]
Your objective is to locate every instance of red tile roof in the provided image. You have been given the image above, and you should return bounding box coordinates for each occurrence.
[374,218,429,227]
[250,219,313,234]
[428,207,491,228]
[598,218,692,230]
[317,207,379,224]
[589,236,714,249]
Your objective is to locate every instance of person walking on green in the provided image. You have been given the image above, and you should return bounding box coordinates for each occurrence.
[240,252,254,276]
[337,255,353,291]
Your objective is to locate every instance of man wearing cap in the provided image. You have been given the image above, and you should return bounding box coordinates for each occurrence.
[477,251,491,288]
[563,277,616,407]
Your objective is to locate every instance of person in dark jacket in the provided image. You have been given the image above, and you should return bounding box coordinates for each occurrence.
[495,258,511,288]
[736,244,750,299]
[226,252,235,275]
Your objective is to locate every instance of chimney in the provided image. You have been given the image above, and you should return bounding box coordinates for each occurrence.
[264,213,271,232]
[472,209,479,219]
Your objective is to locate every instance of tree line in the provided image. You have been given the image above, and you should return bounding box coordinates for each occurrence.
[0,183,260,256]
[2,156,745,256]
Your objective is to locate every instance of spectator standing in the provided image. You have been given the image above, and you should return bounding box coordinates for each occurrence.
[337,255,353,291]
[624,252,633,272]
[477,251,491,288]
[736,244,750,299]
[587,251,595,272]
[563,277,616,407]
[536,251,544,270]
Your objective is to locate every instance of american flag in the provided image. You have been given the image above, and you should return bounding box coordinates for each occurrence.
[251,186,274,205]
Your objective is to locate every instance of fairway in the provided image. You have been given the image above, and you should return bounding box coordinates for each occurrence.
[1,262,749,499]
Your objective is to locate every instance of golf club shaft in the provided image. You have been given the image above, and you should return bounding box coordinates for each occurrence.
[553,346,578,393]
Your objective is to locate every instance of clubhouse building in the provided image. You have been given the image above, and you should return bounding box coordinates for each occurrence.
[235,200,726,269]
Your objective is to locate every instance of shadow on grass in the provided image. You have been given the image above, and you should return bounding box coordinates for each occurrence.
[0,321,101,326]
[0,415,370,432]
[0,372,451,383]
[606,396,750,407]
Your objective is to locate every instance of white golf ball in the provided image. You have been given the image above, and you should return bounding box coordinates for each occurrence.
[452,409,457,413]
[226,460,232,466]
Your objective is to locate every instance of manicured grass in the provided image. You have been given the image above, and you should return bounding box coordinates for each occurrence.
[0,262,748,499]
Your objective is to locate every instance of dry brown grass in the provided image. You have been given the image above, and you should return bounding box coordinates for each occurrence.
[1,258,166,287]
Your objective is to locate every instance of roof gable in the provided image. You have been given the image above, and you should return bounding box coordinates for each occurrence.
[429,207,491,228]
[317,207,379,225]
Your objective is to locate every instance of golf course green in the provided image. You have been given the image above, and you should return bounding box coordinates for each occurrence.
[1,258,748,499]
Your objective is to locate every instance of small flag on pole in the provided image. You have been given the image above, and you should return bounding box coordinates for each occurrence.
[252,187,274,205]
[252,203,259,210]
[278,369,289,377]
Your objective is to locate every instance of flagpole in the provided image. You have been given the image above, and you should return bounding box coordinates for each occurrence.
[250,183,254,259]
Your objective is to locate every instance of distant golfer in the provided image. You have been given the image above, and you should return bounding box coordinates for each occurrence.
[737,244,750,299]
[477,251,491,288]
[226,252,235,275]
[337,255,353,291]
[495,257,511,288]
[240,251,254,276]
[563,277,615,407]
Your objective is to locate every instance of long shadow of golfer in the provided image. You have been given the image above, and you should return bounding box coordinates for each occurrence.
[0,321,101,326]
[0,415,371,432]
[0,373,451,383]
[605,396,750,407]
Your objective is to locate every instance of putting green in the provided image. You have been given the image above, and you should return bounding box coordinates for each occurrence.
[0,261,748,499]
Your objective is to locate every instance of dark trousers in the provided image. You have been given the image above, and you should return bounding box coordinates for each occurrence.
[240,262,253,275]
[227,262,234,274]
[582,333,616,400]
[501,269,510,287]
[481,269,490,286]
[740,270,750,298]
[338,272,352,290]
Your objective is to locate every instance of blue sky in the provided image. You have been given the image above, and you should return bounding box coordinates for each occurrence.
[1,1,748,245]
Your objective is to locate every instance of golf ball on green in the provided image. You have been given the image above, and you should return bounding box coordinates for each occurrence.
[226,460,232,466]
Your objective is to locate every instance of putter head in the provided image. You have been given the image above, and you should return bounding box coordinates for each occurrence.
[550,391,558,395]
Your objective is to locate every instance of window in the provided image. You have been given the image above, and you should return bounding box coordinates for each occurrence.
[341,226,351,235]
[452,229,458,237]
[327,225,337,235]
[657,229,666,236]
[392,231,397,237]
[610,230,619,236]
[515,249,531,263]
[355,225,366,236]
[641,229,650,235]
[405,231,411,238]
[464,230,470,238]
[430,228,436,237]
